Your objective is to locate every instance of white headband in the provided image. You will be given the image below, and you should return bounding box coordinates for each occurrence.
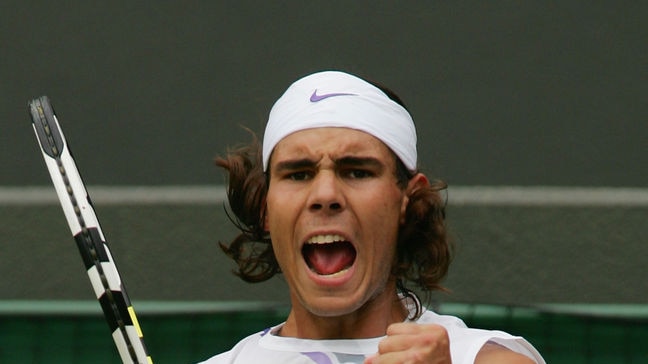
[262,70,417,172]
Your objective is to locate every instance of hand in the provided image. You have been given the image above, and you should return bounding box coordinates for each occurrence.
[365,323,452,364]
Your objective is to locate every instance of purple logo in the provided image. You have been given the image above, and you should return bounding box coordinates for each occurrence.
[310,89,356,102]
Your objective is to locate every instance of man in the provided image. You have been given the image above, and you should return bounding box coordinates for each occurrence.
[200,70,544,363]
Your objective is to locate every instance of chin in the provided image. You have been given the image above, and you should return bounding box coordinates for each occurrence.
[299,292,367,317]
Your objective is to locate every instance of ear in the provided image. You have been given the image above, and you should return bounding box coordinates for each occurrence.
[399,173,429,224]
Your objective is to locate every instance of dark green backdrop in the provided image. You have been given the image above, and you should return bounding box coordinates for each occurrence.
[2,2,646,187]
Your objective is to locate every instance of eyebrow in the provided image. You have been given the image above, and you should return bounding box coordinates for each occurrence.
[273,158,318,174]
[333,156,384,170]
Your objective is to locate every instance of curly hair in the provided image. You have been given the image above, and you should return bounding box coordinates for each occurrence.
[215,134,277,283]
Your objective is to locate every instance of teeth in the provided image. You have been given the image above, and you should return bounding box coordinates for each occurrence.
[306,234,345,244]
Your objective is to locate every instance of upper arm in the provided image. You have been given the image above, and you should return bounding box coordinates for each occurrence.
[474,342,536,364]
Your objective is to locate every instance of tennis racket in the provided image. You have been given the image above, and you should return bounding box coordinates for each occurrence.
[28,96,153,364]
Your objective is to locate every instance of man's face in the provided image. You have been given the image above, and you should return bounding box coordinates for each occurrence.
[265,127,413,318]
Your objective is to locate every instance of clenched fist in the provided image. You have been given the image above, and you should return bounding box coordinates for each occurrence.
[365,323,451,364]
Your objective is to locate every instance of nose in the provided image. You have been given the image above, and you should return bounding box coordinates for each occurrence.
[308,171,344,213]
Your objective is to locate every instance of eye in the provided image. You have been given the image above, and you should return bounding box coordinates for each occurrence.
[288,171,312,181]
[345,169,373,179]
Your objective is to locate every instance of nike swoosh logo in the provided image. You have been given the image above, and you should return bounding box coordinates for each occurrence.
[310,89,357,102]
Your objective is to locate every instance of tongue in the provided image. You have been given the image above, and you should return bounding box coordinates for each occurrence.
[303,242,356,275]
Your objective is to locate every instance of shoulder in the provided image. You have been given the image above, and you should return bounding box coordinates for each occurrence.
[197,327,269,363]
[416,310,545,364]
[475,342,537,364]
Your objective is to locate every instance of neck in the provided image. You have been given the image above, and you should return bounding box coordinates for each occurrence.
[279,288,409,339]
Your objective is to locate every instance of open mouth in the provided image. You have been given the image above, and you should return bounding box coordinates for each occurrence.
[302,234,357,276]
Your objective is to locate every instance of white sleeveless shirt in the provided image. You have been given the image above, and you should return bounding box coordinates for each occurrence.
[198,308,545,364]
